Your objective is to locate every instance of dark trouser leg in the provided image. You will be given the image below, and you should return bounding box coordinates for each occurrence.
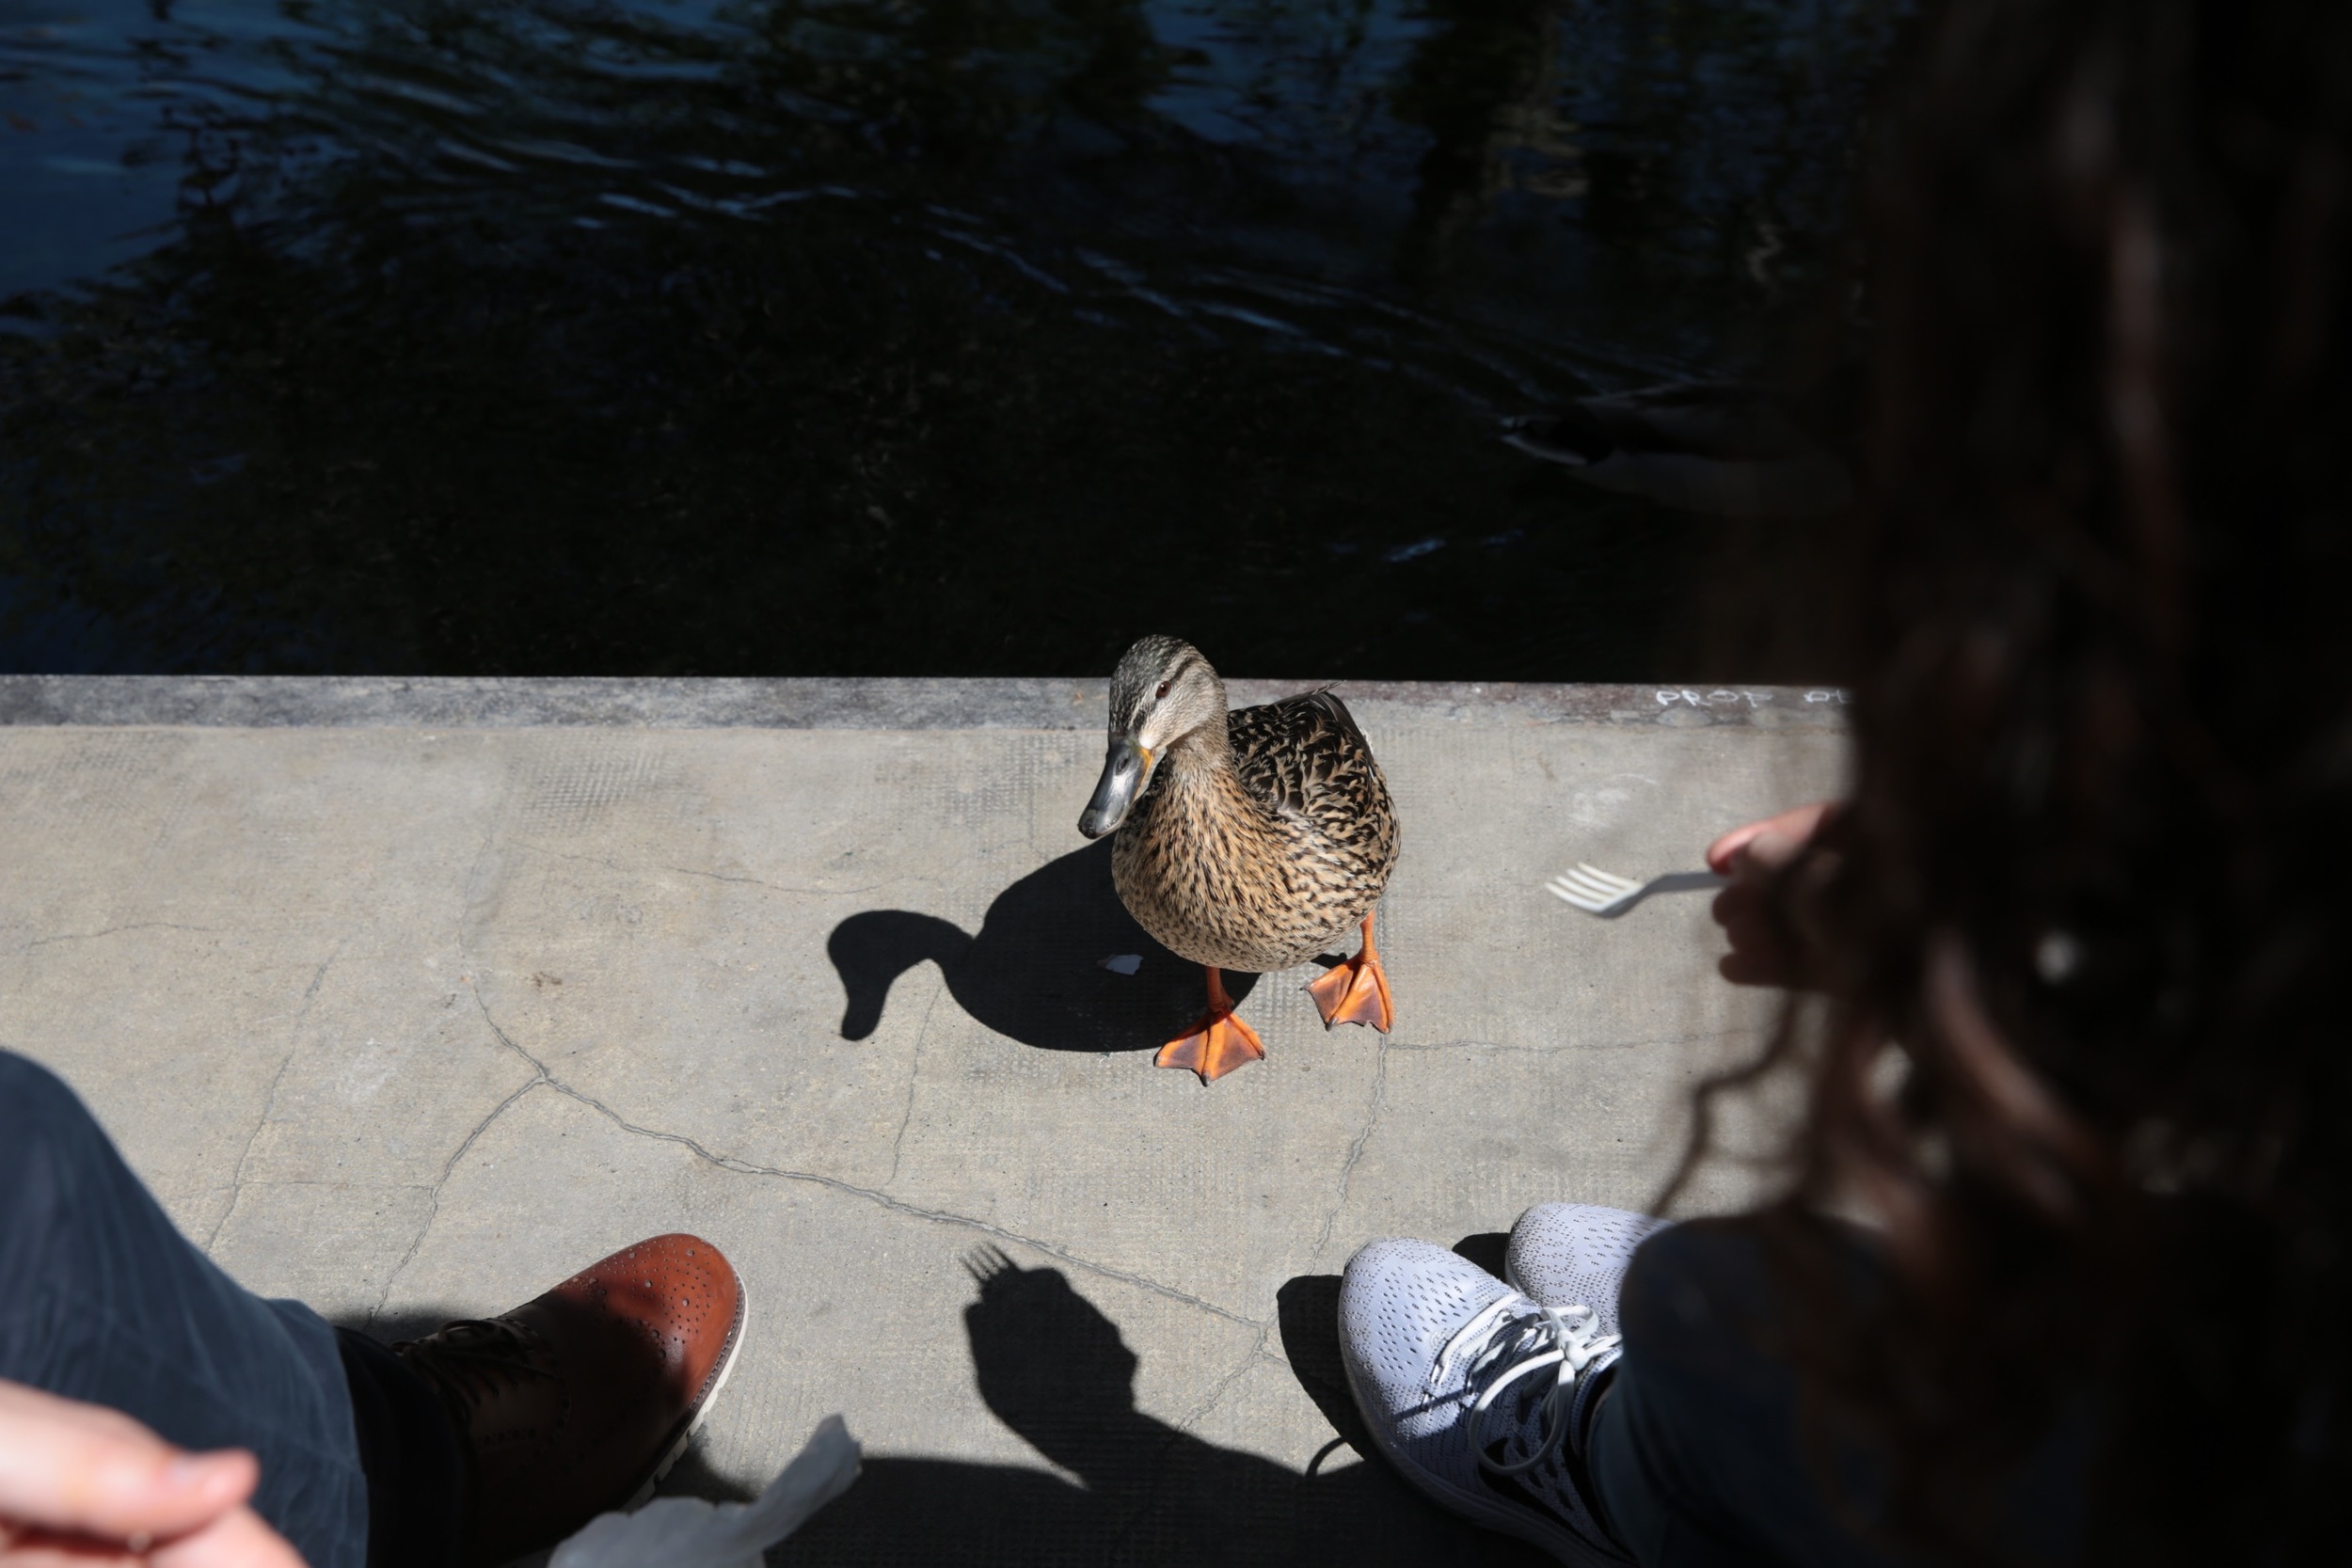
[1585,1219,2083,1568]
[339,1328,469,1568]
[1583,1219,1917,1568]
[0,1049,458,1568]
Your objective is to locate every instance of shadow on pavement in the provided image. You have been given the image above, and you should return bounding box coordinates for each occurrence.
[770,1251,1536,1567]
[1452,1230,1513,1277]
[333,1253,1540,1566]
[826,840,1258,1054]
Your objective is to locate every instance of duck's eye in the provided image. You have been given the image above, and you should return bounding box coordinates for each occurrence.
[1154,680,1171,700]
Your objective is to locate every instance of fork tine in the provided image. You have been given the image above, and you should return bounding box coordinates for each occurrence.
[1549,863,1647,914]
[1547,878,1601,910]
[1559,869,1631,903]
[1548,878,1620,912]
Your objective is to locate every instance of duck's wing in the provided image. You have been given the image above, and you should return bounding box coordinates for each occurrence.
[1228,690,1393,853]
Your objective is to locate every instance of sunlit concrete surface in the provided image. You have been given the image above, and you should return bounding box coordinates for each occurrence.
[0,675,1844,1566]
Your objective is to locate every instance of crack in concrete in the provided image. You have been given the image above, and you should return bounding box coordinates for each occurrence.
[454,983,1258,1331]
[884,977,944,1189]
[376,827,541,1328]
[204,940,347,1251]
[369,1067,543,1332]
[564,1085,1261,1328]
[366,980,546,1329]
[206,1179,438,1196]
[516,841,921,901]
[204,1051,297,1250]
[1311,1039,1390,1271]
[1384,1026,1765,1056]
[1102,1320,1272,1560]
[453,817,502,956]
[1176,1321,1271,1433]
[516,846,635,877]
[661,863,918,899]
[1249,1344,1295,1376]
[10,921,224,957]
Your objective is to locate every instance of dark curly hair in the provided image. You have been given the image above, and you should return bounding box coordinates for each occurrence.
[1681,1,2352,1560]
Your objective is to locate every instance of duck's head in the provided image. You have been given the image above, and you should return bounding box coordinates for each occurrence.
[1077,635,1226,839]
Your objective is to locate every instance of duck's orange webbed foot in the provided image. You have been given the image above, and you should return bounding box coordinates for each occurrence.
[1307,913,1393,1032]
[1156,1010,1265,1084]
[1156,967,1265,1083]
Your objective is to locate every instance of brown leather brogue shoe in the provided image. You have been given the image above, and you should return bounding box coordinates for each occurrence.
[394,1233,747,1568]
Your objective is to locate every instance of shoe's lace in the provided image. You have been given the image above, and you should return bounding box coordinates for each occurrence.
[1438,1296,1622,1478]
[395,1318,560,1420]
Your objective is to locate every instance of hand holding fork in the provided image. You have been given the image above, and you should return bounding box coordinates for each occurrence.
[1550,801,1838,988]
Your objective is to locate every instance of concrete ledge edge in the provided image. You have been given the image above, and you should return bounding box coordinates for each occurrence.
[0,675,1851,731]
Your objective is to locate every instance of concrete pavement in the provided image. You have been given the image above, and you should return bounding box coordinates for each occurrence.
[0,675,1845,1565]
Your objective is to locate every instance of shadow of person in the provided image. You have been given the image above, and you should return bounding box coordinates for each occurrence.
[775,1254,1542,1568]
[826,839,1258,1054]
[1274,1274,1378,1464]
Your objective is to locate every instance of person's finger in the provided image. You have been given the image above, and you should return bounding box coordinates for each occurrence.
[1712,905,1777,952]
[1737,829,1803,875]
[1719,946,1795,987]
[0,1528,143,1565]
[1705,821,1771,874]
[1715,929,1792,987]
[1711,875,1783,930]
[1712,868,1800,988]
[1705,800,1837,875]
[0,1384,257,1547]
[152,1504,310,1568]
[0,1500,304,1568]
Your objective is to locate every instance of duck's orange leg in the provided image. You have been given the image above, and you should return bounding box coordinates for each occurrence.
[1307,911,1393,1032]
[1156,967,1266,1084]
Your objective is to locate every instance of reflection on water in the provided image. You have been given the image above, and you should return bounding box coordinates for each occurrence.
[0,0,1900,676]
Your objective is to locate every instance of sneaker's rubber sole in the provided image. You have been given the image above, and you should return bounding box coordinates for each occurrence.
[1339,1338,1629,1568]
[628,1274,751,1507]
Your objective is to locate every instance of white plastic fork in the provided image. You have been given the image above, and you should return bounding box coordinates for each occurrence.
[1548,863,1643,913]
[1547,863,1726,917]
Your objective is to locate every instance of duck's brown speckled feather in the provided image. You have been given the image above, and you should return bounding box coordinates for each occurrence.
[1111,689,1399,974]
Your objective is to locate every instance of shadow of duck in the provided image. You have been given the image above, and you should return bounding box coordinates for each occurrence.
[826,839,1260,1053]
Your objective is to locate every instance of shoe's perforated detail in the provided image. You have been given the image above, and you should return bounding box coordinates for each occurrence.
[1338,1239,1631,1565]
[1504,1203,1671,1330]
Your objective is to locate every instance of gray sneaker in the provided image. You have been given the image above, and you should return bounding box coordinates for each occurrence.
[1338,1238,1632,1565]
[1504,1202,1672,1324]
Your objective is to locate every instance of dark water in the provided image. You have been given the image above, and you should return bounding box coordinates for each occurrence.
[1,0,1899,678]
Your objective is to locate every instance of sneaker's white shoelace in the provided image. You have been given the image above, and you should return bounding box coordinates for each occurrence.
[1435,1295,1622,1478]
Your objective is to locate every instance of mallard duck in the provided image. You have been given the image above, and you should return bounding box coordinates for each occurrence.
[1501,375,1857,519]
[1076,635,1401,1083]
